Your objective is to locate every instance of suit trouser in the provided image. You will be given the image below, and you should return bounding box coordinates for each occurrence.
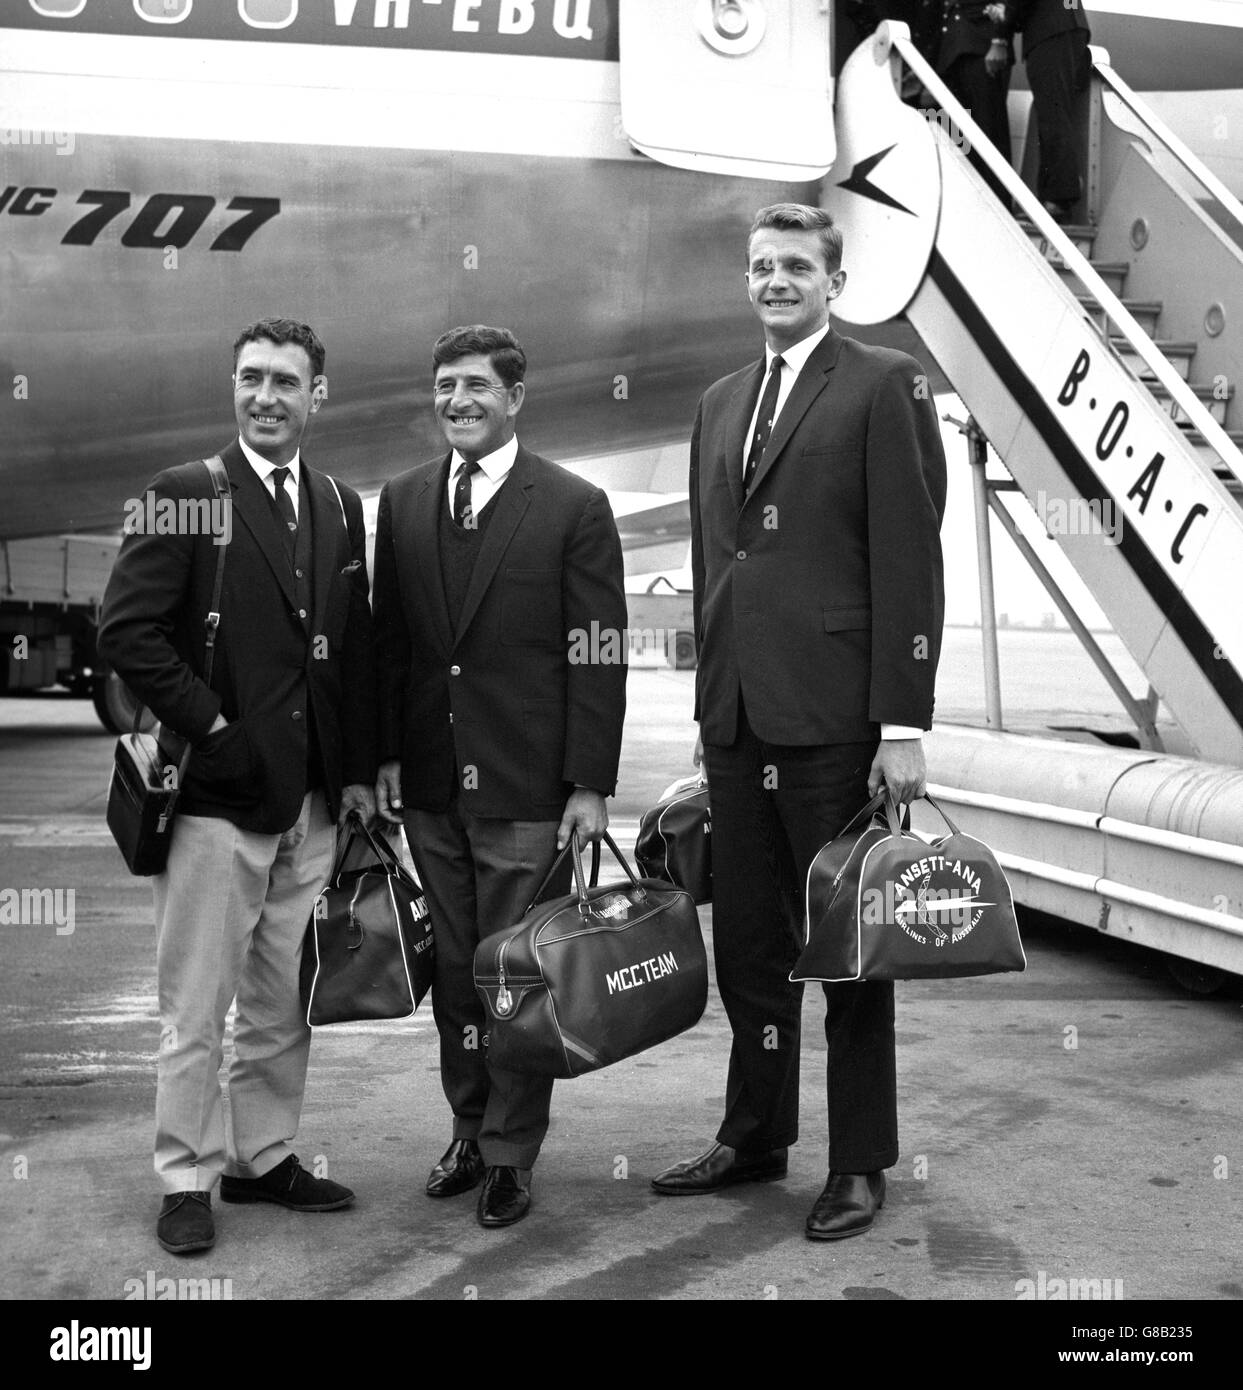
[943,53,1013,206]
[1026,28,1090,206]
[404,802,568,1170]
[704,706,899,1173]
[152,791,334,1193]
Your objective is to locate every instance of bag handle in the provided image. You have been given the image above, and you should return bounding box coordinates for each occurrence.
[528,834,600,910]
[328,810,407,887]
[877,791,959,839]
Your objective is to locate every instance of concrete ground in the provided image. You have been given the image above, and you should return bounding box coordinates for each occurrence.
[1,665,1240,1317]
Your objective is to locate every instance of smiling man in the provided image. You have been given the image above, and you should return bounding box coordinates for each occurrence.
[99,317,376,1255]
[372,325,627,1228]
[650,204,946,1242]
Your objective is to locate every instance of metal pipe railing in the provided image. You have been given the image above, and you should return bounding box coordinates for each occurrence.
[1090,45,1243,237]
[877,20,1243,489]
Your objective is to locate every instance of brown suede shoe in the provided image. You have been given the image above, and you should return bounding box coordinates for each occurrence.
[220,1155,354,1211]
[156,1191,215,1254]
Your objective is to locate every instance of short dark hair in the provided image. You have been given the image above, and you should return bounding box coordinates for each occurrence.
[232,318,326,379]
[432,325,526,388]
[748,203,843,274]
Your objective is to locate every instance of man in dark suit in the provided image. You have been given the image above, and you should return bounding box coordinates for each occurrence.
[373,325,627,1228]
[1003,0,1092,220]
[99,317,376,1255]
[935,1,1014,201]
[651,205,946,1240]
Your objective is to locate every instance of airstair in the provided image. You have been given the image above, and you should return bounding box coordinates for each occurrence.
[824,23,1243,985]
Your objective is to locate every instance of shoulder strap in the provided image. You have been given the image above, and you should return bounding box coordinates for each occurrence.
[201,455,229,688]
[126,455,228,758]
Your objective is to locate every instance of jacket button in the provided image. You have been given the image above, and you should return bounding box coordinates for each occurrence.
[291,710,303,720]
[298,608,307,619]
[450,664,461,676]
[295,568,304,579]
[736,550,747,561]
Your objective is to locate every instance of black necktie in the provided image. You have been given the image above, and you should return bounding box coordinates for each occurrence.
[269,465,297,558]
[742,355,785,498]
[454,459,481,529]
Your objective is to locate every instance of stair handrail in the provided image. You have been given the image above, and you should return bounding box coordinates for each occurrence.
[877,21,1243,489]
[1090,45,1243,237]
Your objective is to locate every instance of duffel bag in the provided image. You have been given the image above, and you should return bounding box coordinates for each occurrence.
[301,812,434,1025]
[791,792,1026,982]
[474,831,706,1078]
[634,773,711,904]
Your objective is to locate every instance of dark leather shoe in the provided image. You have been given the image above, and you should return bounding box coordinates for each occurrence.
[426,1138,485,1198]
[220,1155,354,1211]
[156,1191,214,1254]
[805,1170,885,1240]
[651,1142,788,1194]
[477,1166,532,1228]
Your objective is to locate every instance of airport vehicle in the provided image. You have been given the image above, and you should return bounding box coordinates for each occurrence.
[2,0,1242,985]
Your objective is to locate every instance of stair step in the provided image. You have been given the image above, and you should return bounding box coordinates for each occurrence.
[1077,295,1163,334]
[1057,260,1130,296]
[1184,426,1243,477]
[1018,219,1097,260]
[1155,380,1233,427]
[1110,336,1196,381]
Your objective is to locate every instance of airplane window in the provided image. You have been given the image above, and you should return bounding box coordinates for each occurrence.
[28,1,88,18]
[133,0,192,21]
[238,0,298,29]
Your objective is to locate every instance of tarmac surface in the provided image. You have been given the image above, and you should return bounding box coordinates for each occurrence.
[1,650,1241,1313]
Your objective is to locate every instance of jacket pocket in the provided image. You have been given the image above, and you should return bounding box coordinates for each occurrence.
[823,606,870,633]
[501,569,563,646]
[190,720,254,789]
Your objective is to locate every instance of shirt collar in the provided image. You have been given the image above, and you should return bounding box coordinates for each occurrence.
[765,322,831,377]
[451,433,519,481]
[238,436,301,485]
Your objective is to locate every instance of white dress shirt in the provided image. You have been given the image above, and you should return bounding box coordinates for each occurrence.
[741,327,922,742]
[238,436,300,522]
[445,434,519,520]
[741,322,831,476]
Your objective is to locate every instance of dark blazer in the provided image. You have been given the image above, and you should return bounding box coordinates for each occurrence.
[935,0,1010,72]
[1009,0,1089,57]
[691,326,946,747]
[98,440,376,834]
[373,445,627,820]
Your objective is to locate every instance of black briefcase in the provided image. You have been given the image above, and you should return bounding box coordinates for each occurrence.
[106,727,189,876]
[474,832,707,1078]
[104,455,227,877]
[635,774,711,904]
[301,814,434,1026]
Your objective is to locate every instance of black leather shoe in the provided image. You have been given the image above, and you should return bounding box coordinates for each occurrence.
[805,1170,885,1240]
[477,1166,532,1228]
[156,1191,215,1254]
[220,1155,354,1211]
[650,1142,788,1194]
[426,1138,485,1198]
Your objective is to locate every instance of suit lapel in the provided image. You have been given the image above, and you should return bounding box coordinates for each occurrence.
[223,442,298,610]
[304,463,338,628]
[413,459,455,657]
[452,446,534,648]
[745,327,845,504]
[724,359,765,512]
